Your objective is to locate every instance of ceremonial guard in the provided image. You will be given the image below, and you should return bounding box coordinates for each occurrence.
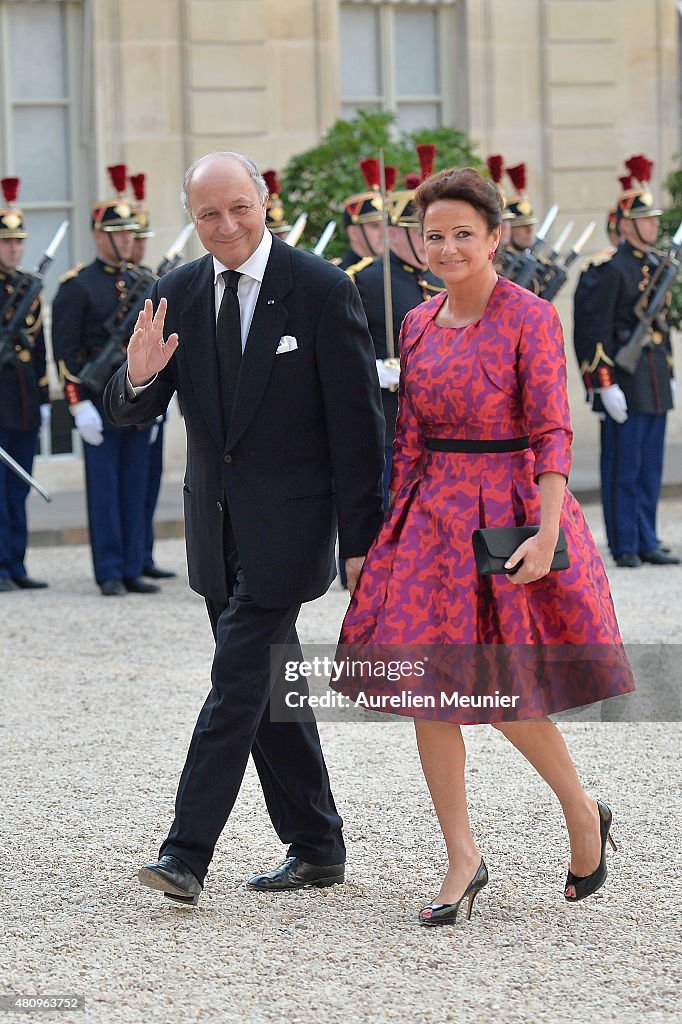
[505,163,538,254]
[0,178,49,591]
[351,145,443,503]
[338,158,386,274]
[130,172,175,581]
[573,155,678,567]
[495,162,543,292]
[52,164,159,595]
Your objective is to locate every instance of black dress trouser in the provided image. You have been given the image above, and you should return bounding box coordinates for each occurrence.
[159,528,345,883]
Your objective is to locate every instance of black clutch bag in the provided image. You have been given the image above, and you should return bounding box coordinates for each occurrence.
[472,526,570,576]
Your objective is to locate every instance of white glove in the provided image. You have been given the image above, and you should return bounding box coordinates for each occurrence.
[72,400,104,446]
[599,385,628,423]
[376,358,400,390]
[671,379,676,408]
[39,404,51,427]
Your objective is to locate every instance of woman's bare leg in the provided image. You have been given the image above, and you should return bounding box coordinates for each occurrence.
[414,719,483,904]
[492,718,602,887]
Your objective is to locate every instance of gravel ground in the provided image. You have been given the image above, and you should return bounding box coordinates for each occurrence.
[1,503,681,1024]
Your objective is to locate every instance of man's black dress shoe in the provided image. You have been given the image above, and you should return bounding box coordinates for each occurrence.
[122,577,160,593]
[615,553,642,568]
[640,548,681,565]
[12,576,48,589]
[246,856,345,892]
[99,579,126,596]
[0,577,18,592]
[142,565,177,579]
[138,855,202,906]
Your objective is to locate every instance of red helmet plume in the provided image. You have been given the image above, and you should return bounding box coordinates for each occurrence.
[486,155,504,185]
[624,154,652,184]
[129,173,146,202]
[507,163,527,192]
[416,144,436,180]
[263,169,281,196]
[359,158,381,190]
[383,165,397,192]
[1,177,20,205]
[107,164,128,195]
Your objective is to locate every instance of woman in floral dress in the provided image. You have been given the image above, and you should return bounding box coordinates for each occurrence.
[334,167,634,926]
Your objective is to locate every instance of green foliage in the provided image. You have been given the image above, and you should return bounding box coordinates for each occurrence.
[280,110,483,259]
[661,166,682,330]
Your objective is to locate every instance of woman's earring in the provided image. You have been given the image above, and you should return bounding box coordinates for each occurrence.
[488,249,496,261]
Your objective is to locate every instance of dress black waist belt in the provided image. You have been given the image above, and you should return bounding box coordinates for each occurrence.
[425,436,530,453]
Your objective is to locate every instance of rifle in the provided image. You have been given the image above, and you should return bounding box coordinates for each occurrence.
[155,222,195,277]
[506,205,559,291]
[0,220,68,370]
[615,220,682,374]
[538,221,596,303]
[78,265,156,394]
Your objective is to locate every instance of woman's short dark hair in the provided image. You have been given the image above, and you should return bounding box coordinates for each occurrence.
[414,167,502,233]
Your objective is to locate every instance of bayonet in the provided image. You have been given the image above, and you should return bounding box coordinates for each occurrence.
[546,221,574,263]
[284,212,308,248]
[312,220,337,257]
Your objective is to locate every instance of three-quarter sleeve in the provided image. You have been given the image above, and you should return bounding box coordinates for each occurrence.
[389,311,425,494]
[517,301,573,480]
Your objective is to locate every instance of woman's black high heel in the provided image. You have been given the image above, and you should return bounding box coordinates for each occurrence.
[564,800,617,903]
[419,858,488,926]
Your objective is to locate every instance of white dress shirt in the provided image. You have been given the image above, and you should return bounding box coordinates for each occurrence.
[213,226,272,350]
[128,227,273,395]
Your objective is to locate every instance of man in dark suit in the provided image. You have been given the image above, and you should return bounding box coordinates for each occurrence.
[104,151,385,906]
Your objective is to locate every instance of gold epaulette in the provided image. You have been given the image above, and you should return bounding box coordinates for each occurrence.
[580,247,615,273]
[59,263,84,284]
[344,256,374,282]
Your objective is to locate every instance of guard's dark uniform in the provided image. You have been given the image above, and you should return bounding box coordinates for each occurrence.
[0,178,49,588]
[130,172,175,578]
[573,239,674,559]
[354,250,442,453]
[498,162,543,294]
[338,248,366,271]
[52,207,153,587]
[0,268,47,583]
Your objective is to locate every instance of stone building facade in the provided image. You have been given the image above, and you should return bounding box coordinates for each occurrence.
[0,0,678,464]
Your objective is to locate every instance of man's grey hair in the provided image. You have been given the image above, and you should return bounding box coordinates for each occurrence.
[181,151,268,217]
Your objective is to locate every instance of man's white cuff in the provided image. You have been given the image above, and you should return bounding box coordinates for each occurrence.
[126,370,157,398]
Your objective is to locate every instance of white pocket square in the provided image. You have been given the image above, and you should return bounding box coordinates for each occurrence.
[276,335,298,354]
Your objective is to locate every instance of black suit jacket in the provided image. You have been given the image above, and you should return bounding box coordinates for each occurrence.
[104,235,385,607]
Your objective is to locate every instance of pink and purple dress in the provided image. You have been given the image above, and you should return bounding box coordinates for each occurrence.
[334,277,635,723]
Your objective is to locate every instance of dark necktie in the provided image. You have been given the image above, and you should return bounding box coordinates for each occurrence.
[216,269,242,434]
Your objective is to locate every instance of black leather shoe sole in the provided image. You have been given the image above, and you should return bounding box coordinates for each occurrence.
[138,865,200,906]
[246,872,345,892]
